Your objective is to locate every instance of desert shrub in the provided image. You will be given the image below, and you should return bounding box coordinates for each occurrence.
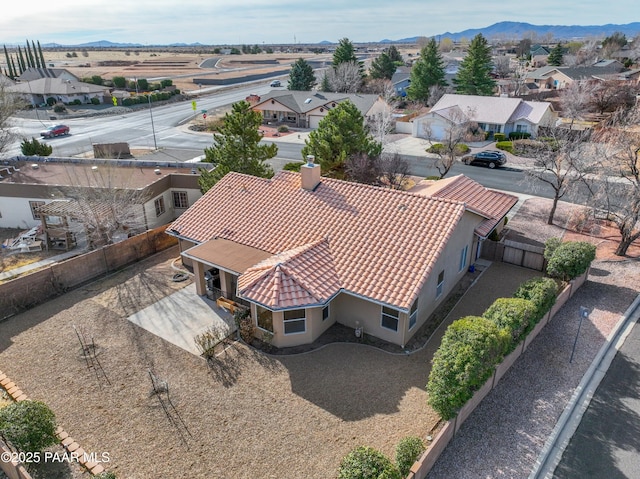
[546,241,596,281]
[427,143,469,156]
[427,316,509,420]
[0,400,57,453]
[513,277,558,321]
[234,309,255,343]
[396,436,426,477]
[194,326,226,359]
[20,137,52,156]
[338,446,401,479]
[493,132,506,142]
[495,141,514,153]
[483,298,538,350]
[277,125,289,133]
[283,161,303,172]
[208,118,225,132]
[53,103,66,113]
[509,131,531,140]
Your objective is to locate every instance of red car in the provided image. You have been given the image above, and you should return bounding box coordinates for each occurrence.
[40,124,70,138]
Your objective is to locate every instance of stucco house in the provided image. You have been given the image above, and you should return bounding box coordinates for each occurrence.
[6,77,111,106]
[17,67,80,83]
[0,158,204,248]
[251,91,388,129]
[524,62,627,91]
[166,163,517,349]
[412,93,556,139]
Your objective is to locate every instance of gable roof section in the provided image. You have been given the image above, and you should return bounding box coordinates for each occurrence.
[252,91,380,115]
[8,77,109,95]
[238,238,341,309]
[412,175,518,238]
[168,171,467,311]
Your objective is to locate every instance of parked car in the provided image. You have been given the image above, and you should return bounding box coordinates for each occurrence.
[461,150,507,169]
[269,80,281,87]
[40,125,70,138]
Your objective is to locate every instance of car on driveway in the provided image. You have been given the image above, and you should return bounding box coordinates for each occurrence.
[40,124,70,138]
[270,80,281,87]
[461,150,507,168]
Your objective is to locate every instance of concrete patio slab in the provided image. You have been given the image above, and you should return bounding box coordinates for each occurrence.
[128,283,236,355]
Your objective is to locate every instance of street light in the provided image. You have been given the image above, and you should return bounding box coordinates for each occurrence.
[148,94,158,150]
[570,306,590,363]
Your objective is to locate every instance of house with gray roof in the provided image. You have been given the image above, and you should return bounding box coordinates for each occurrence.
[7,77,110,106]
[250,91,389,129]
[412,94,556,139]
[17,67,79,83]
[525,62,627,91]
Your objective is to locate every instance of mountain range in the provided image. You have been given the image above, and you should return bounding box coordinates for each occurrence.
[39,21,640,48]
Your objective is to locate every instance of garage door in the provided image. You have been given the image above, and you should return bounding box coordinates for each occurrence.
[309,115,323,129]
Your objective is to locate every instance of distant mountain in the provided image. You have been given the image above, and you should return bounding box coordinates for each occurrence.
[396,21,640,42]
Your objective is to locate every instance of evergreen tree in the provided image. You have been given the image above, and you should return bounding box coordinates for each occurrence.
[37,41,46,68]
[369,51,396,80]
[547,43,564,66]
[320,72,332,92]
[453,34,496,96]
[386,45,403,64]
[26,40,35,68]
[32,40,41,68]
[288,58,316,91]
[301,100,381,178]
[17,46,26,74]
[332,38,364,76]
[3,46,14,78]
[199,100,276,192]
[10,57,18,78]
[407,38,447,103]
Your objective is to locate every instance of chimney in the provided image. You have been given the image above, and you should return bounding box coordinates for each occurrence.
[300,155,321,191]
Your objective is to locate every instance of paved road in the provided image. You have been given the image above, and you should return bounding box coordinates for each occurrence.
[553,316,640,479]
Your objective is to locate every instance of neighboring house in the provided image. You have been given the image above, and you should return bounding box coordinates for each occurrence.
[530,45,551,57]
[412,93,556,139]
[6,77,110,106]
[0,74,16,87]
[525,63,627,91]
[0,158,203,235]
[17,68,79,83]
[391,68,411,96]
[166,165,517,349]
[251,91,388,129]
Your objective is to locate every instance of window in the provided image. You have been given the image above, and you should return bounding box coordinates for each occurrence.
[459,245,469,272]
[381,306,399,332]
[322,305,329,321]
[283,309,306,334]
[516,124,529,133]
[436,270,445,298]
[29,201,45,220]
[409,299,418,330]
[257,306,273,332]
[172,191,189,209]
[154,197,165,217]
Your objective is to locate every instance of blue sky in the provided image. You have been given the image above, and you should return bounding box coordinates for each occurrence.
[1,0,637,46]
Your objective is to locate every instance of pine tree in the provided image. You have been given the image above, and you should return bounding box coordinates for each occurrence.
[288,58,316,91]
[26,40,35,68]
[332,38,363,76]
[453,34,496,96]
[301,100,381,178]
[10,57,18,78]
[547,44,564,66]
[17,46,26,74]
[407,38,447,103]
[386,45,403,64]
[199,100,276,192]
[32,40,41,68]
[320,72,332,92]
[3,46,14,78]
[369,51,396,80]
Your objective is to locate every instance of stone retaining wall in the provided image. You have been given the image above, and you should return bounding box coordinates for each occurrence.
[408,270,588,479]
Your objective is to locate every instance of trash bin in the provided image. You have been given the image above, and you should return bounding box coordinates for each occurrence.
[468,265,475,273]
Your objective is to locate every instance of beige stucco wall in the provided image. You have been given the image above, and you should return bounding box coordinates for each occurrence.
[178,238,196,267]
[269,304,336,348]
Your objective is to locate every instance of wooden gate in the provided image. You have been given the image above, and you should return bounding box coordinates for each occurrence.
[502,239,545,271]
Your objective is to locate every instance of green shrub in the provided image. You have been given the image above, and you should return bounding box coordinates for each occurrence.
[338,446,401,479]
[543,237,563,261]
[546,241,596,281]
[53,103,66,113]
[509,131,531,140]
[122,98,134,106]
[493,133,506,142]
[495,141,514,153]
[426,316,509,420]
[20,137,53,156]
[427,143,469,156]
[513,277,558,321]
[483,298,538,351]
[91,97,100,105]
[396,436,426,477]
[0,400,57,453]
[427,143,445,154]
[283,161,303,172]
[277,125,289,133]
[46,97,56,106]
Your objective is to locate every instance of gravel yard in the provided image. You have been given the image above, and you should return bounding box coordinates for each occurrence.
[0,197,637,479]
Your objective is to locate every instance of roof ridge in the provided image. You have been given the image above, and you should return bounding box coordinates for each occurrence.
[276,263,322,304]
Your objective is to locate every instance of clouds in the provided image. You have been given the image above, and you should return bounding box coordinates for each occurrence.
[0,0,635,45]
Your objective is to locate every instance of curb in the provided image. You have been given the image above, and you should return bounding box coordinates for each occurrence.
[529,293,640,479]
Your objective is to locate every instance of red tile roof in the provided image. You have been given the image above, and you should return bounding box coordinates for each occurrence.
[412,175,518,238]
[168,171,466,311]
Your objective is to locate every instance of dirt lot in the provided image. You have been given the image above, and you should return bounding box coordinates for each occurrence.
[0,198,637,478]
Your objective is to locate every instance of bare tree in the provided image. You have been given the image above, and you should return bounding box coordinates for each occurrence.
[0,84,26,156]
[327,61,362,93]
[493,56,512,79]
[588,81,637,114]
[366,81,396,148]
[427,84,447,107]
[524,128,594,224]
[590,107,640,256]
[58,164,151,248]
[422,107,484,178]
[569,39,600,66]
[379,152,409,190]
[345,152,409,190]
[558,81,593,128]
[345,152,381,185]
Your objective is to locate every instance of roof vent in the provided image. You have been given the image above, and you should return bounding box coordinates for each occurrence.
[304,98,312,104]
[91,166,98,171]
[31,164,39,169]
[154,168,161,175]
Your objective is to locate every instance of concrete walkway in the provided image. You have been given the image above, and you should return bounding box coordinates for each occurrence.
[127,283,236,355]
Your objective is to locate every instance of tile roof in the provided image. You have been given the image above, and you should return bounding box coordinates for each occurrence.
[412,175,518,238]
[168,171,467,311]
